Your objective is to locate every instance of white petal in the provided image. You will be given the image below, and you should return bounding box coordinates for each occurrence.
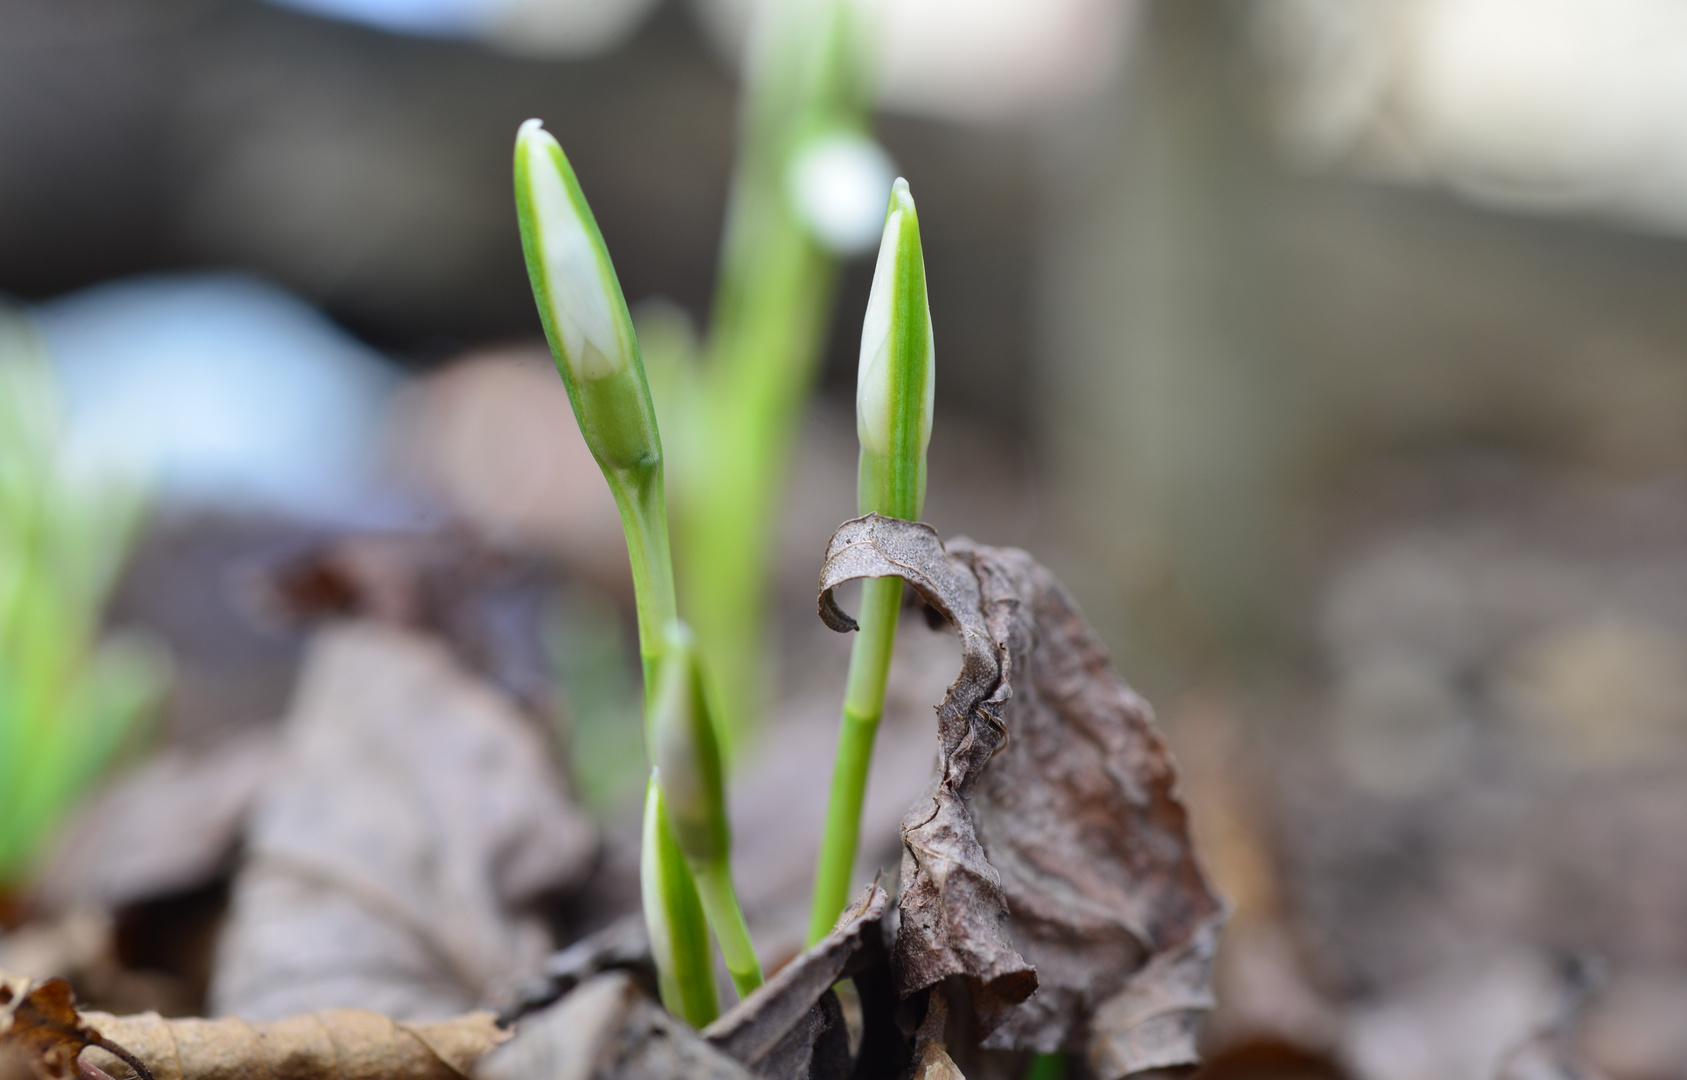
[856,202,903,455]
[522,124,627,381]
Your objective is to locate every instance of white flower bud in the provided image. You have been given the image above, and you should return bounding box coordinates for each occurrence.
[516,119,634,383]
[855,178,934,519]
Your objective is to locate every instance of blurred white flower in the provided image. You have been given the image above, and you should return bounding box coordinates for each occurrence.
[787,131,898,256]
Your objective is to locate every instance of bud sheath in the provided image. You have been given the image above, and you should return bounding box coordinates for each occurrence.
[649,622,763,997]
[650,624,728,866]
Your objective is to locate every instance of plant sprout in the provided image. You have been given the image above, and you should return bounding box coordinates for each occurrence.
[516,1,914,1021]
[640,775,720,1026]
[515,119,758,1023]
[675,0,873,752]
[808,178,933,943]
[0,313,167,892]
[649,622,763,998]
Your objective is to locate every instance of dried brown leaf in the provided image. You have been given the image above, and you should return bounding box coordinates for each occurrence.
[212,623,597,1020]
[476,972,753,1080]
[84,1009,504,1080]
[702,884,888,1079]
[817,515,1226,1075]
[818,517,1035,1023]
[0,973,150,1080]
[3,966,510,1080]
[35,731,279,914]
[909,991,964,1080]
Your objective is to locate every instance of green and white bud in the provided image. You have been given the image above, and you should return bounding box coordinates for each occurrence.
[648,621,765,998]
[514,119,660,474]
[855,178,934,521]
[649,622,728,866]
[639,773,720,1026]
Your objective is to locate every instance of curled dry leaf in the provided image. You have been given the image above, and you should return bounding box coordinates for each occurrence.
[2,967,505,1080]
[818,517,1035,1024]
[2,967,511,1080]
[83,1010,504,1080]
[817,515,1226,1075]
[702,884,888,1080]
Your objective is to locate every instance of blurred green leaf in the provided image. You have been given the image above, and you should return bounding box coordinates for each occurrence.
[0,312,166,890]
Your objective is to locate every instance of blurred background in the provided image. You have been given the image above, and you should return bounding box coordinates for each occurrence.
[7,0,1687,1077]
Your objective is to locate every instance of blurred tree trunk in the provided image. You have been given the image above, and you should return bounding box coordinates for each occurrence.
[1035,0,1297,688]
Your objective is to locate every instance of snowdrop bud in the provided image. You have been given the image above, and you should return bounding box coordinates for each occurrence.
[855,178,934,521]
[649,622,729,866]
[514,119,660,473]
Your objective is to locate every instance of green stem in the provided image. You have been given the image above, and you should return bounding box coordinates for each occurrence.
[642,775,720,1026]
[1023,1052,1068,1080]
[807,575,904,944]
[692,857,764,999]
[606,463,677,693]
[677,0,865,755]
[610,466,723,1026]
[681,171,833,756]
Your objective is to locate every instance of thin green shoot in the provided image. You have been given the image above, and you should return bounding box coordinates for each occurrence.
[676,0,871,754]
[515,120,723,1023]
[807,179,934,943]
[641,775,720,1026]
[649,621,763,998]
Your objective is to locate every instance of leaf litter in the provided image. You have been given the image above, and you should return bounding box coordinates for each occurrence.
[818,514,1227,1076]
[5,515,1226,1080]
[472,883,893,1080]
[701,883,888,1080]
